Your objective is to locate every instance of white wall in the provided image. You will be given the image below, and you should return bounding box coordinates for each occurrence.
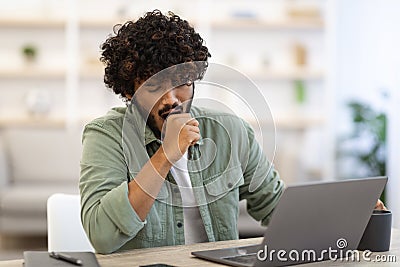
[334,0,400,227]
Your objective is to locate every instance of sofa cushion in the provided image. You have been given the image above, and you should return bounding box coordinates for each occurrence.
[0,215,47,235]
[0,183,78,215]
[2,128,82,183]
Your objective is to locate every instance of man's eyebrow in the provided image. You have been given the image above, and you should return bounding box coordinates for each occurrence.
[144,77,165,86]
[143,83,164,93]
[142,81,159,88]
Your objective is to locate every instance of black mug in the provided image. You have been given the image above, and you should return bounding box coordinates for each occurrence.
[357,210,392,252]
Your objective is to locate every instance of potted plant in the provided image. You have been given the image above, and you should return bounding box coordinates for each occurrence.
[22,44,38,63]
[337,100,387,201]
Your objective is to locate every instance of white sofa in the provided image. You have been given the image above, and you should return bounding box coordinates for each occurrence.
[0,127,264,237]
[0,128,81,235]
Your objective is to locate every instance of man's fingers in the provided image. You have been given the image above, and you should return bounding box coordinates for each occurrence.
[185,125,200,134]
[167,114,198,127]
[186,118,199,127]
[375,199,387,210]
[190,140,198,146]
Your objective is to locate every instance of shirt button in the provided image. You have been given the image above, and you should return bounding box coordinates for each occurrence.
[173,188,180,194]
[227,182,233,188]
[177,222,183,228]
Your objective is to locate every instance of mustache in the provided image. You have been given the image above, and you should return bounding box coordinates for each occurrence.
[158,103,182,119]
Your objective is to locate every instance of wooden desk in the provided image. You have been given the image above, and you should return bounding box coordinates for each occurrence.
[1,229,399,266]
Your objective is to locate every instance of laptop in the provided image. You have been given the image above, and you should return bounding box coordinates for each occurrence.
[192,176,387,267]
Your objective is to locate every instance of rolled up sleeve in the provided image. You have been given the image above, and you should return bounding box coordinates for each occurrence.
[79,120,146,254]
[239,122,285,226]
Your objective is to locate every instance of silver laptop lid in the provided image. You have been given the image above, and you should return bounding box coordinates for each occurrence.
[254,176,387,266]
[192,177,387,267]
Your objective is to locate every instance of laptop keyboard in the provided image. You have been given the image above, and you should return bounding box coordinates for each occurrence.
[223,253,257,264]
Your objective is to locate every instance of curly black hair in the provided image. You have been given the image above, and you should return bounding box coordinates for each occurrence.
[100,10,211,99]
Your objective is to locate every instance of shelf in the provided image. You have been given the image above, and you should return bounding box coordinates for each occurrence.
[0,117,66,128]
[249,116,324,130]
[0,115,324,130]
[274,116,324,130]
[0,115,99,128]
[80,66,104,78]
[0,66,322,81]
[0,68,65,79]
[211,18,324,30]
[76,17,324,31]
[207,68,324,81]
[245,69,324,80]
[79,18,124,29]
[79,64,323,81]
[0,17,65,28]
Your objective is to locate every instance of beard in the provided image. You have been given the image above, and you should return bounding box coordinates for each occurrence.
[134,102,162,139]
[146,113,162,140]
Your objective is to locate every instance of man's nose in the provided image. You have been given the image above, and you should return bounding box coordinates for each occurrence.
[161,89,179,106]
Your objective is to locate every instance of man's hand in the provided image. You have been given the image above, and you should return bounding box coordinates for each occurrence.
[161,113,200,163]
[375,199,387,210]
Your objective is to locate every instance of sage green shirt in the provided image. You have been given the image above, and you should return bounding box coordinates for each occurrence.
[80,105,284,254]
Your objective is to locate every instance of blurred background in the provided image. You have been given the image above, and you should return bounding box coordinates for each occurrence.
[0,0,399,260]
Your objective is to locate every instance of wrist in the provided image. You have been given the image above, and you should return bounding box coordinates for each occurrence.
[152,147,173,173]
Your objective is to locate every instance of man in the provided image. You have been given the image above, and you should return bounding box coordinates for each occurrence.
[79,10,383,254]
[79,10,284,254]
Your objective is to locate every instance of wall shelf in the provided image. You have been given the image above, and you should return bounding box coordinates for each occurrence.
[79,18,123,29]
[211,18,324,30]
[79,64,323,81]
[206,68,324,82]
[77,18,324,31]
[0,18,65,28]
[0,68,65,79]
[0,115,324,130]
[243,69,324,81]
[0,117,66,128]
[248,116,325,131]
[0,115,98,128]
[80,66,103,78]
